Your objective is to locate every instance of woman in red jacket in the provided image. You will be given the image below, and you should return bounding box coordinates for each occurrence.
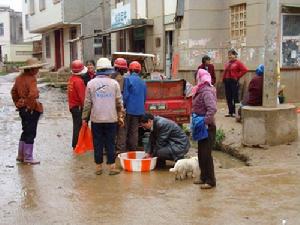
[223,49,248,117]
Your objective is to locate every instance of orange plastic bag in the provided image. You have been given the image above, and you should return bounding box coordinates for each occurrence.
[74,123,94,154]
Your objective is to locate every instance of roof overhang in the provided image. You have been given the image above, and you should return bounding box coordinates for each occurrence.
[106,18,154,34]
[66,19,154,43]
[112,52,155,60]
[30,22,80,33]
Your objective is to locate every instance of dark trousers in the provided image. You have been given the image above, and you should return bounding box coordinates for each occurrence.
[156,147,174,161]
[92,122,117,165]
[126,114,140,151]
[70,107,82,149]
[198,124,216,186]
[224,78,239,115]
[116,125,126,153]
[19,108,41,144]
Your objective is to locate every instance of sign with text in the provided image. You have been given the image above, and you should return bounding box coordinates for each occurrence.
[111,4,131,29]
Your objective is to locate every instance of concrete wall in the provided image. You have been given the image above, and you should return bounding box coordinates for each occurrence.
[29,0,63,32]
[4,43,33,62]
[64,0,106,62]
[176,0,227,71]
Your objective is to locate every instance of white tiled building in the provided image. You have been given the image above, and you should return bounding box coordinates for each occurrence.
[27,0,104,70]
[0,5,33,62]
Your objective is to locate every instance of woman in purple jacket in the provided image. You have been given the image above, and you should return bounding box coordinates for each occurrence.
[192,69,217,189]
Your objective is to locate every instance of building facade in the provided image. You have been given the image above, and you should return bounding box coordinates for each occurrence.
[22,0,42,60]
[0,5,33,62]
[107,0,300,102]
[28,0,108,70]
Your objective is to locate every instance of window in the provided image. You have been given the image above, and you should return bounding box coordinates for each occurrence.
[25,15,29,30]
[155,37,161,48]
[0,23,4,36]
[117,30,126,51]
[45,35,51,58]
[39,0,46,11]
[70,27,78,61]
[230,3,246,39]
[102,35,111,57]
[94,46,102,55]
[53,0,60,4]
[94,30,102,56]
[281,14,300,67]
[29,0,35,15]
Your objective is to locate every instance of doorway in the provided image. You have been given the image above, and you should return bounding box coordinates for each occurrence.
[54,29,63,70]
[133,27,145,53]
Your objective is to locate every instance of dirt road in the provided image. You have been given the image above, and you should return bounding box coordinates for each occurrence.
[0,74,299,225]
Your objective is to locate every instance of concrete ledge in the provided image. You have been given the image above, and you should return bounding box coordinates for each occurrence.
[242,104,298,146]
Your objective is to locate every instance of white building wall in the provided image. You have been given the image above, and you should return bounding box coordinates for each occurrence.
[22,0,41,42]
[0,11,11,45]
[41,26,82,68]
[29,0,63,32]
[164,0,177,15]
[137,0,146,18]
[8,44,33,61]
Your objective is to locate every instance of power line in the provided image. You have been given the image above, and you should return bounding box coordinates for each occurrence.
[68,4,102,23]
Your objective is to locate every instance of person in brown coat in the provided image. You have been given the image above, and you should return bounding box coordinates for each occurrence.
[11,58,47,165]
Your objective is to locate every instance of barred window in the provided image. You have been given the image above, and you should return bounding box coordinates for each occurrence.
[230,4,247,39]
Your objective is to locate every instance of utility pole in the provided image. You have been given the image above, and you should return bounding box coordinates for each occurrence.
[263,0,280,107]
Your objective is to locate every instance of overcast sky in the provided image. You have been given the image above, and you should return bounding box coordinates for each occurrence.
[0,0,22,12]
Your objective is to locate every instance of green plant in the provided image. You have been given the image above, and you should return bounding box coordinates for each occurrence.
[214,128,225,150]
[182,123,191,136]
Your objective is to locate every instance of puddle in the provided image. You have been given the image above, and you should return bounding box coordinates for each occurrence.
[212,150,246,169]
[190,141,245,169]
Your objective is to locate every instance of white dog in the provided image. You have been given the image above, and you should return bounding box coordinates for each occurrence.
[169,157,200,180]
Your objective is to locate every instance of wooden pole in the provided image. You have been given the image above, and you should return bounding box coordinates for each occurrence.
[263,0,280,107]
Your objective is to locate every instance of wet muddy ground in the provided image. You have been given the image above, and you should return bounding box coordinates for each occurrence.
[0,73,300,225]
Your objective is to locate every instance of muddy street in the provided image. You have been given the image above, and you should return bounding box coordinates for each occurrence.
[0,74,300,225]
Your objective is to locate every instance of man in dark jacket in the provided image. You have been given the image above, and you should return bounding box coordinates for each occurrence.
[140,114,190,166]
